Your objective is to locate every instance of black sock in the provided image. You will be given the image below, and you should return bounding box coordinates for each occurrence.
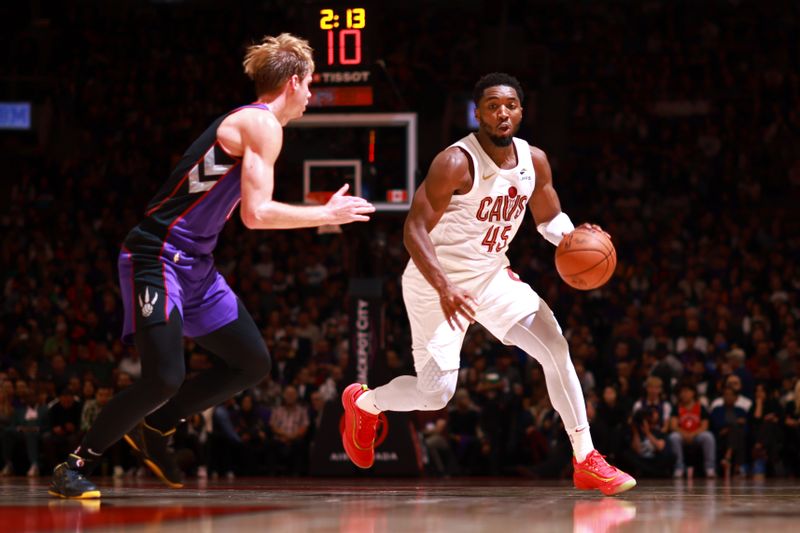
[68,446,102,474]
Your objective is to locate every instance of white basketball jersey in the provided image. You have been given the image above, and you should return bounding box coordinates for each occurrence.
[415,133,536,283]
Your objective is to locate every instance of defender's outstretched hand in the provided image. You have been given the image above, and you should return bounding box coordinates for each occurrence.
[325,183,376,224]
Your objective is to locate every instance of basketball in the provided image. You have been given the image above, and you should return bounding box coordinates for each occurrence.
[555,226,616,290]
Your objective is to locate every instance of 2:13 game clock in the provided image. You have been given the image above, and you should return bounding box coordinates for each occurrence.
[318,7,366,66]
[307,4,374,107]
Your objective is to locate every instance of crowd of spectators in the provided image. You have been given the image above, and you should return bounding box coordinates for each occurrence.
[1,1,798,480]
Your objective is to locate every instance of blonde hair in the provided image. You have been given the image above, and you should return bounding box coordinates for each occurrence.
[243,33,314,96]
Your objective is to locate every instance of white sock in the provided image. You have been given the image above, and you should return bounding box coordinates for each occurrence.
[503,307,595,462]
[570,425,594,463]
[355,390,382,415]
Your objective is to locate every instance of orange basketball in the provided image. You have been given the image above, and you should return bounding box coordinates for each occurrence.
[555,226,617,290]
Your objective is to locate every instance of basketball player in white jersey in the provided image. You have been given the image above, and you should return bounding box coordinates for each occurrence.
[341,73,635,495]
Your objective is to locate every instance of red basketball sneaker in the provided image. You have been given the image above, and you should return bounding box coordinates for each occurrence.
[341,383,380,469]
[573,450,636,496]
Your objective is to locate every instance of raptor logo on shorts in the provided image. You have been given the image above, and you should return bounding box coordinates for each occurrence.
[138,287,159,318]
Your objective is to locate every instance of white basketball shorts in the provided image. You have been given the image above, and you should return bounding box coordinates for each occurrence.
[401,263,541,372]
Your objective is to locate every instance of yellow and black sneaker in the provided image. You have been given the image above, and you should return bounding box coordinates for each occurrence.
[48,454,101,499]
[124,421,184,489]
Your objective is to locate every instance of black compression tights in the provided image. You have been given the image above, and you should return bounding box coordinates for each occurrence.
[82,299,271,454]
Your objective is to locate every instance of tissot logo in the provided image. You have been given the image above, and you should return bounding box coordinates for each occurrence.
[316,71,371,84]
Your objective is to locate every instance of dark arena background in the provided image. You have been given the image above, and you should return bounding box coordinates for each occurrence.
[2,0,800,531]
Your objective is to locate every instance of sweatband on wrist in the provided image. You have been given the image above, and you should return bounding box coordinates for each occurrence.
[537,212,574,246]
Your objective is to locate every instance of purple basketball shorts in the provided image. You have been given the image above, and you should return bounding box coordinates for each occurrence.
[118,242,238,344]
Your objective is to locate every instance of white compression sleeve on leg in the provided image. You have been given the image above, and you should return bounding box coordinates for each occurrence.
[503,303,594,461]
[537,212,575,246]
[372,359,458,412]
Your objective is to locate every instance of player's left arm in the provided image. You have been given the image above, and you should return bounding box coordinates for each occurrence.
[528,146,574,246]
[237,111,374,229]
[528,146,606,245]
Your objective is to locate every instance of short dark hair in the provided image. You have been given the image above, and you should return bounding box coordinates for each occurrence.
[473,73,524,105]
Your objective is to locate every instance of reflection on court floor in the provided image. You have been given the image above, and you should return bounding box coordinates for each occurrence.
[1,477,799,532]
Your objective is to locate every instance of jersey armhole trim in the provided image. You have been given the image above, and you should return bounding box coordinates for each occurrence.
[451,142,480,198]
[516,139,537,202]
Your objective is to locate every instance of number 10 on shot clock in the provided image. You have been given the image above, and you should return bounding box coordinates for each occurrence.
[319,7,366,66]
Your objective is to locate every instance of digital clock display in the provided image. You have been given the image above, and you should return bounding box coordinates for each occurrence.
[308,4,373,107]
[319,8,365,30]
[318,7,366,66]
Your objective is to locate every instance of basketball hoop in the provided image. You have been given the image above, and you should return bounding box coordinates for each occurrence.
[306,191,342,234]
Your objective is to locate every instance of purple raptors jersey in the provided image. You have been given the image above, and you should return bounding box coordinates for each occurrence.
[124,103,269,257]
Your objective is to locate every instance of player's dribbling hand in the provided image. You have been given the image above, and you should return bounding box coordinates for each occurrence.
[577,222,610,240]
[438,283,477,331]
[325,183,376,224]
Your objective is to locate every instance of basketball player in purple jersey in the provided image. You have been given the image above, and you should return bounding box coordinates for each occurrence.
[49,34,374,499]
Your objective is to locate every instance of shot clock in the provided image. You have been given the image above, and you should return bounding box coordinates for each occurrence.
[307,3,374,107]
[320,7,365,66]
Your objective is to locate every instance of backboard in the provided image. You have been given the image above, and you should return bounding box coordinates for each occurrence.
[276,113,417,212]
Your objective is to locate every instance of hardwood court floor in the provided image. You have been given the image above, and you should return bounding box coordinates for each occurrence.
[1,477,799,532]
